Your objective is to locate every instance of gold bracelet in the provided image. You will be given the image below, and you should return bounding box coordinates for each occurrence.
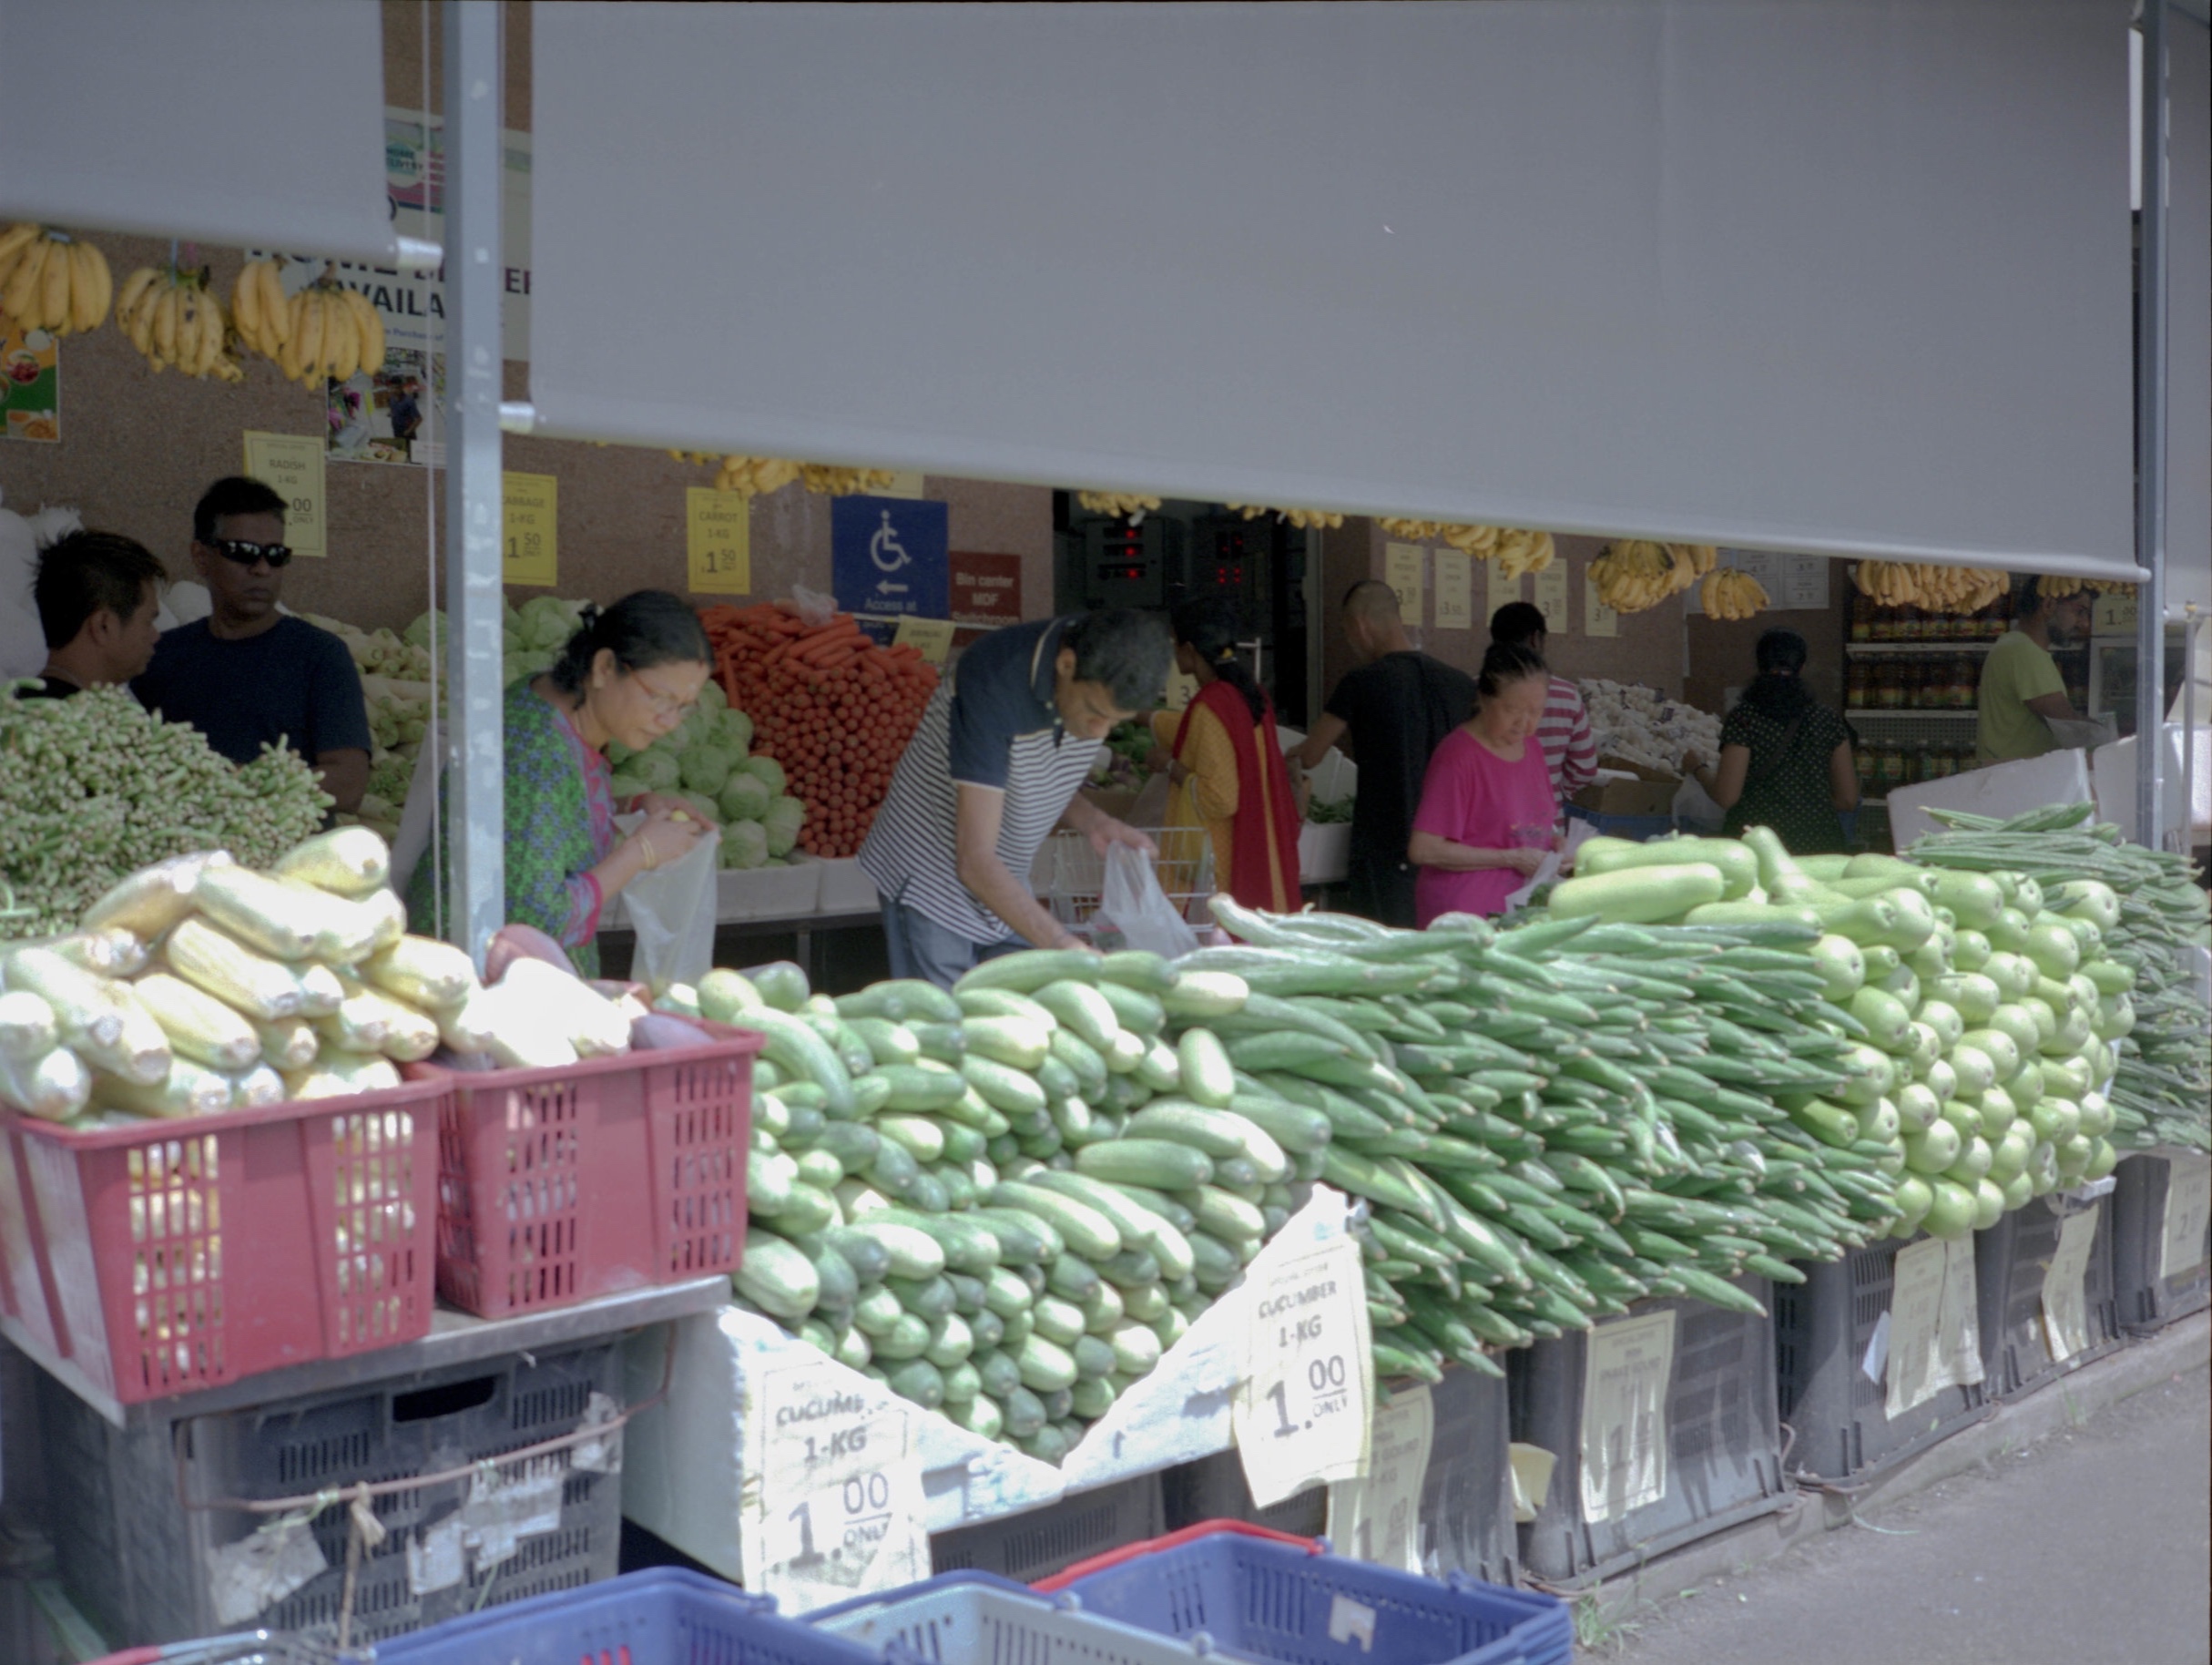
[639,838,659,872]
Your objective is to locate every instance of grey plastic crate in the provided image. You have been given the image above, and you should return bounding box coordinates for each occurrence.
[929,1472,1164,1585]
[1160,1449,1329,1540]
[1513,1276,1789,1586]
[1772,1233,1988,1483]
[2110,1153,2212,1335]
[1973,1191,2121,1399]
[37,1338,622,1648]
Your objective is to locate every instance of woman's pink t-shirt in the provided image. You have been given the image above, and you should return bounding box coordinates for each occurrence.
[1410,726,1558,924]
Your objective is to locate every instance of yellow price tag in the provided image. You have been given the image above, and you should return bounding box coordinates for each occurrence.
[1585,576,1619,638]
[687,487,751,595]
[241,432,327,558]
[1383,543,1425,623]
[1533,567,1571,635]
[874,471,927,499]
[892,616,956,665]
[503,472,559,588]
[1432,550,1473,631]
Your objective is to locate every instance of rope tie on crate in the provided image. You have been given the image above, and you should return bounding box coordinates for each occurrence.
[168,1327,678,1643]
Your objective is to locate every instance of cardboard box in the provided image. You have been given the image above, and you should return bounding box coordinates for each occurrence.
[1575,776,1680,818]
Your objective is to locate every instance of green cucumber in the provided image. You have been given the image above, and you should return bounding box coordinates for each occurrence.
[734,1230,819,1321]
[962,1015,1053,1072]
[1177,1028,1237,1108]
[989,1180,1123,1260]
[1074,1138,1216,1191]
[957,950,1101,995]
[962,1054,1048,1117]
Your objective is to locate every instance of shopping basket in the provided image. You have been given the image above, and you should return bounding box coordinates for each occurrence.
[808,1568,1220,1662]
[81,1637,350,1665]
[1042,1519,1573,1665]
[1040,827,1215,930]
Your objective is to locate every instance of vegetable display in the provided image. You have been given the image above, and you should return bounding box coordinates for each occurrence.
[1577,680,1721,780]
[0,686,331,940]
[701,603,940,859]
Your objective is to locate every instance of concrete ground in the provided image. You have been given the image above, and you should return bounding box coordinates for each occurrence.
[1584,1346,2211,1664]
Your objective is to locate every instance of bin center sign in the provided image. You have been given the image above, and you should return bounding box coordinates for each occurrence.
[832,496,948,626]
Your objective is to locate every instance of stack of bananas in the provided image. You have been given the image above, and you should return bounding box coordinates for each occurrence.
[1490,527,1556,578]
[1077,491,1163,518]
[115,266,242,382]
[2017,574,2137,602]
[0,226,112,335]
[1588,540,1716,614]
[800,464,902,497]
[1700,567,1769,621]
[1378,517,1450,541]
[229,264,384,388]
[1223,504,1345,530]
[1852,562,2006,613]
[707,455,802,496]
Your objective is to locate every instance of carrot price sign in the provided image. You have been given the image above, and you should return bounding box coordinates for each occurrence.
[687,486,751,595]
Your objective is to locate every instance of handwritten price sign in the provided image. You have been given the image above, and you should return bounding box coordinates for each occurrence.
[1234,1233,1371,1507]
[502,472,558,587]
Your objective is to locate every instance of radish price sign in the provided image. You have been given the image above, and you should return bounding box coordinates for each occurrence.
[1235,1232,1372,1507]
[745,1353,928,1611]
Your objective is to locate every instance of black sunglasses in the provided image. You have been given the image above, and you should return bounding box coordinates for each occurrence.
[207,538,293,569]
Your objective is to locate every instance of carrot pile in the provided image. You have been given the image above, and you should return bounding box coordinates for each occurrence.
[699,603,940,858]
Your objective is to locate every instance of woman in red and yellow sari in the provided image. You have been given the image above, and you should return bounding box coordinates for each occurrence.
[1145,595,1303,914]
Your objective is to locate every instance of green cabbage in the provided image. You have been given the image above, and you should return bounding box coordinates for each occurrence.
[679,745,734,795]
[520,595,586,650]
[698,680,727,712]
[763,795,806,858]
[741,756,787,797]
[718,708,755,755]
[505,648,556,687]
[629,751,682,793]
[719,771,772,823]
[681,792,719,825]
[723,819,770,869]
[403,609,445,652]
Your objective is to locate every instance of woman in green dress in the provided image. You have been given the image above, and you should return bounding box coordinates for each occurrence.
[1684,628,1859,855]
[409,591,715,974]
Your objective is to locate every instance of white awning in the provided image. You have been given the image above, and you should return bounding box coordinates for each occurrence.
[0,0,412,264]
[2166,14,2212,614]
[530,1,2138,580]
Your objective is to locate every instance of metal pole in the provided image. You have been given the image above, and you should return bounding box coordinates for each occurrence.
[443,0,505,966]
[2136,0,2170,848]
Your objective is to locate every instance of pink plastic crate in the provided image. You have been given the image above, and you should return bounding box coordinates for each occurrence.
[0,1080,443,1407]
[427,1025,757,1318]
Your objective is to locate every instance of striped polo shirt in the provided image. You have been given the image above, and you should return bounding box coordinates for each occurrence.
[1536,676,1598,796]
[859,617,1102,943]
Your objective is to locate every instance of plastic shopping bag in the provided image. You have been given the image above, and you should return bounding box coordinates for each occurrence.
[1096,843,1199,959]
[618,815,722,991]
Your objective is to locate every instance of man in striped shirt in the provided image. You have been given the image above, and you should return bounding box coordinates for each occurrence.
[1489,602,1596,799]
[859,609,1172,986]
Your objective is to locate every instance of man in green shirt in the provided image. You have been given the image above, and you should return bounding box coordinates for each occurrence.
[1976,578,2091,763]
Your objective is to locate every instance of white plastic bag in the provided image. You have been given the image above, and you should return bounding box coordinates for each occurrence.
[1096,843,1199,959]
[617,813,722,990]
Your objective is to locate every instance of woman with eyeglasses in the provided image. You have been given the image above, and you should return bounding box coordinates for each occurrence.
[407,589,716,976]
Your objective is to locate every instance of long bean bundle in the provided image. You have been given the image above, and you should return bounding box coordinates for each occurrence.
[0,685,330,939]
[1909,802,2211,1152]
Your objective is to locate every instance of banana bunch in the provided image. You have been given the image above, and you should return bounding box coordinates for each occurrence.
[1589,540,1715,614]
[114,266,243,382]
[231,268,383,388]
[703,455,803,495]
[1223,504,1345,530]
[800,464,902,497]
[2018,573,2136,602]
[1851,562,2006,613]
[1491,526,1556,578]
[0,225,112,335]
[1701,567,1769,621]
[1076,491,1162,518]
[1378,517,1450,541]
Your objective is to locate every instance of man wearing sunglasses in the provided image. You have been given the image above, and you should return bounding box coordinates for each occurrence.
[133,476,372,814]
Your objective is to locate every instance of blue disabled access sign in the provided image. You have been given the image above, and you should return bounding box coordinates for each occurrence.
[832,496,949,630]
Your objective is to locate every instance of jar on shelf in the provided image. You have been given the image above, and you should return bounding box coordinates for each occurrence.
[1847,658,1871,708]
[1856,746,1880,794]
[1871,606,1897,642]
[1874,659,1901,709]
[1850,593,1872,642]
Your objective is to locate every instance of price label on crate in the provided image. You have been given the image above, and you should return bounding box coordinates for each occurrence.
[743,1354,928,1611]
[1234,1233,1372,1507]
[1327,1382,1432,1573]
[1578,1309,1673,1524]
[2041,1209,2099,1362]
[2161,1156,2211,1280]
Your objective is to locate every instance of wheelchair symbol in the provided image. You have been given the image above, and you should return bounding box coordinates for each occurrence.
[870,512,910,574]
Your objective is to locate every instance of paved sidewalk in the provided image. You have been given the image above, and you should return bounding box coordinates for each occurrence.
[1587,1353,2210,1664]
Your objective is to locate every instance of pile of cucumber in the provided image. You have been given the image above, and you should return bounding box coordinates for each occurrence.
[694,951,1327,1464]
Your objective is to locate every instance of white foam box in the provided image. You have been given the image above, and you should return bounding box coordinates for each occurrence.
[1884,747,2092,850]
[792,853,880,914]
[714,862,821,922]
[617,1188,1357,1569]
[1299,822,1350,884]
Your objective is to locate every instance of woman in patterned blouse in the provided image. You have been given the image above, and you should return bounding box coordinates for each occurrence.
[409,591,715,973]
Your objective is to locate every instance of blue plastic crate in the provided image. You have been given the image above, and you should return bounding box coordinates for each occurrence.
[1564,801,1676,842]
[372,1567,883,1665]
[810,1568,1218,1662]
[1050,1526,1572,1665]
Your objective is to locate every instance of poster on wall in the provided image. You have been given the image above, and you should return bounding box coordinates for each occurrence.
[327,348,444,466]
[0,322,58,442]
[833,496,948,634]
[950,551,1023,631]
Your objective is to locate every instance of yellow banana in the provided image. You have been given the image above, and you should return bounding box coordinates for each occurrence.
[153,286,178,361]
[0,222,38,284]
[326,290,359,380]
[258,260,290,345]
[115,266,159,326]
[3,239,47,322]
[176,289,205,369]
[232,263,262,344]
[354,291,385,372]
[40,237,70,330]
[291,291,323,383]
[80,241,111,330]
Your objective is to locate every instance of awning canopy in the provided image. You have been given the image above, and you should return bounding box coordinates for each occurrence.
[531,1,2140,581]
[0,0,413,265]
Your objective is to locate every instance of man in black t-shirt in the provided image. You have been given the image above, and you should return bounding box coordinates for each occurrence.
[133,477,372,812]
[1291,580,1476,927]
[25,529,166,698]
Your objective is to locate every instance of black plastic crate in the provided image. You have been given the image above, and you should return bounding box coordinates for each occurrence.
[1160,1450,1329,1541]
[1417,1362,1515,1586]
[1512,1277,1789,1585]
[1973,1190,2121,1399]
[929,1472,1164,1585]
[2110,1153,2212,1335]
[37,1339,623,1648]
[1773,1233,1987,1483]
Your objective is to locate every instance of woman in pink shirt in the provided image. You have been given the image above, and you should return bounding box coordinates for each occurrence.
[1407,642,1558,924]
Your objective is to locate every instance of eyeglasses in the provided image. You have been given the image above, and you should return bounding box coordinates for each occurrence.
[208,539,293,569]
[628,669,697,720]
